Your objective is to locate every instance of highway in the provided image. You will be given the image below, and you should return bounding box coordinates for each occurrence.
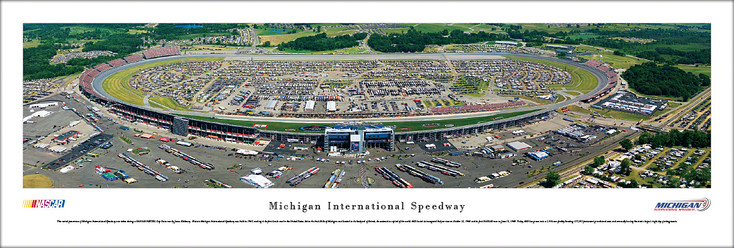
[91,53,609,125]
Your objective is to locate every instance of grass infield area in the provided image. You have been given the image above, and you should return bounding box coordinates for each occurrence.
[178,109,541,133]
[23,174,53,188]
[102,57,225,106]
[150,96,190,111]
[504,56,599,93]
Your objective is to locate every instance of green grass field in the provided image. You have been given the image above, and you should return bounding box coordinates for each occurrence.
[61,25,106,35]
[611,37,656,44]
[259,31,318,45]
[323,27,360,37]
[150,96,190,111]
[382,28,411,34]
[625,87,686,102]
[674,64,711,77]
[103,57,224,106]
[506,56,599,93]
[102,67,147,106]
[595,108,650,122]
[522,23,688,34]
[334,45,368,54]
[578,52,647,69]
[176,32,232,41]
[572,44,604,53]
[412,23,471,33]
[568,33,599,40]
[567,105,591,114]
[23,39,41,48]
[149,101,165,109]
[127,29,149,35]
[178,109,540,133]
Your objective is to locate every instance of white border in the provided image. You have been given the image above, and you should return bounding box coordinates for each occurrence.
[2,1,732,247]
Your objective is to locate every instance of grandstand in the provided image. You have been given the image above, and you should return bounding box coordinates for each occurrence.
[431,101,525,114]
[94,63,112,72]
[582,82,616,103]
[76,47,185,102]
[609,74,618,84]
[597,65,611,72]
[583,59,603,67]
[605,70,617,79]
[84,68,101,78]
[108,58,128,67]
[142,46,181,59]
[123,54,143,63]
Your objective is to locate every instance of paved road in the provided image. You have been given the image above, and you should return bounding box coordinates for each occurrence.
[91,53,609,125]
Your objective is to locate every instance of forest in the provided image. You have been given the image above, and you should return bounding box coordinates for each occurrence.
[367,28,508,53]
[277,33,368,52]
[622,62,710,101]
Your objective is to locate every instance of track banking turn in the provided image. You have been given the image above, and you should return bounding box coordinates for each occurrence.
[91,52,609,134]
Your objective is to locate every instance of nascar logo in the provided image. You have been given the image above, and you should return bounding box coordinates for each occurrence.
[654,198,709,211]
[23,199,65,208]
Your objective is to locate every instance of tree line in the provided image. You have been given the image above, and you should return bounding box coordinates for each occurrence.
[24,33,144,80]
[23,44,87,80]
[278,33,368,52]
[622,62,710,101]
[502,23,710,64]
[148,23,246,41]
[367,28,508,53]
[636,129,711,148]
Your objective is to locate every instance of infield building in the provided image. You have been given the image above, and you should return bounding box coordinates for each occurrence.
[324,124,395,152]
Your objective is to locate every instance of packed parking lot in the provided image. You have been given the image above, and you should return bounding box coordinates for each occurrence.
[124,58,571,118]
[24,94,637,188]
[670,99,710,131]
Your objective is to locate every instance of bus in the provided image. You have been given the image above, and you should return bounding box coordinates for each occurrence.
[176,141,193,147]
[85,153,99,158]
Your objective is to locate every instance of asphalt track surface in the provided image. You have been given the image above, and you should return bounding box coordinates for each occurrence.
[92,53,608,126]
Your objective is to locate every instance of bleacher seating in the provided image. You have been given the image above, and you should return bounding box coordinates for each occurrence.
[584,59,603,67]
[84,68,101,78]
[123,54,143,63]
[94,63,112,72]
[142,46,181,59]
[606,70,617,78]
[108,58,128,67]
[597,65,611,72]
[582,81,618,103]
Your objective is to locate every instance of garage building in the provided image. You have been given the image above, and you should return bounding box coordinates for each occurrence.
[506,141,532,152]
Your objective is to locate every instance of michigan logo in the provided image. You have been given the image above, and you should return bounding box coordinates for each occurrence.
[654,198,709,211]
[23,199,65,208]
